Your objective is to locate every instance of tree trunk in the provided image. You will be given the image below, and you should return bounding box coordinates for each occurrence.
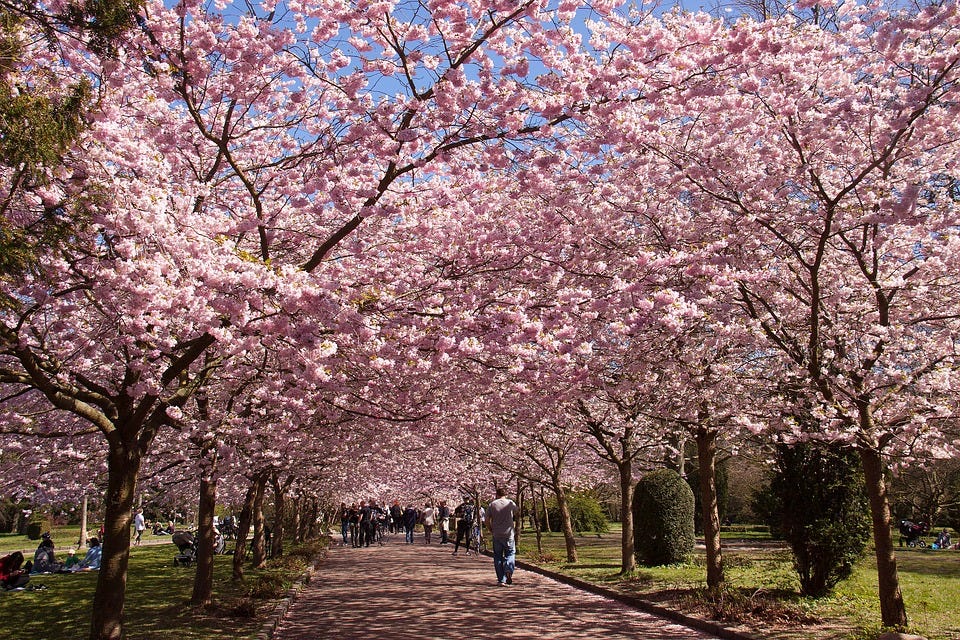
[89,443,141,640]
[232,477,258,582]
[530,482,543,556]
[860,446,908,627]
[553,483,578,564]
[515,478,524,547]
[191,450,218,606]
[79,493,89,550]
[540,489,551,533]
[695,426,724,595]
[251,475,267,568]
[306,498,319,539]
[270,474,286,558]
[618,460,636,574]
[291,496,303,545]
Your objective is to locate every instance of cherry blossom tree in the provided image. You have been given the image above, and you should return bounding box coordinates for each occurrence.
[1,0,629,635]
[593,2,960,624]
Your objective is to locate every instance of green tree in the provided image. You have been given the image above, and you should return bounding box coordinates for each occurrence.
[769,442,871,597]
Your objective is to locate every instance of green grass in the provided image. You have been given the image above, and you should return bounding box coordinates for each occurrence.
[0,540,324,640]
[517,525,960,640]
[0,525,87,555]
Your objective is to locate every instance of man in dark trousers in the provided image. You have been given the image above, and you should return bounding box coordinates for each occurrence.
[451,497,475,555]
[358,501,372,547]
[438,500,451,544]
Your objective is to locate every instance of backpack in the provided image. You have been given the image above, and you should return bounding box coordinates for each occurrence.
[462,504,475,526]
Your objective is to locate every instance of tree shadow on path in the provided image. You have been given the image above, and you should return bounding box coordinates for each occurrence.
[274,540,721,640]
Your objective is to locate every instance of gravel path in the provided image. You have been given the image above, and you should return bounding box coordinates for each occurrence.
[273,538,722,640]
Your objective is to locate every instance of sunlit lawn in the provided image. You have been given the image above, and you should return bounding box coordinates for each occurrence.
[0,540,320,640]
[0,525,88,555]
[517,525,960,640]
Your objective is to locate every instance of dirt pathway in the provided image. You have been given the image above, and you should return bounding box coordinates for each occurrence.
[274,538,722,640]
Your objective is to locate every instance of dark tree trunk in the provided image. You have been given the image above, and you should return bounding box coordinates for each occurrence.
[540,489,551,533]
[232,477,258,582]
[618,460,636,574]
[191,449,218,606]
[270,473,286,558]
[552,482,578,563]
[310,498,322,540]
[89,442,141,640]
[515,478,524,547]
[251,475,267,568]
[530,482,543,556]
[291,496,303,545]
[860,446,908,627]
[696,426,724,595]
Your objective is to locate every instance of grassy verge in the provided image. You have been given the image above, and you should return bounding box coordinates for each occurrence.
[517,525,960,640]
[0,526,88,555]
[0,538,326,640]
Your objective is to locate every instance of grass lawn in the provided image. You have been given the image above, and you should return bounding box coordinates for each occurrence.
[517,525,960,640]
[0,526,88,555]
[0,539,324,640]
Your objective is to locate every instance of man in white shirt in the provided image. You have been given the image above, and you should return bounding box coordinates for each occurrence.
[485,488,519,586]
[133,509,146,546]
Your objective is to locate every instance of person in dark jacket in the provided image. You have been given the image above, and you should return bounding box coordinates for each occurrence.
[438,500,451,544]
[32,532,63,573]
[402,504,418,544]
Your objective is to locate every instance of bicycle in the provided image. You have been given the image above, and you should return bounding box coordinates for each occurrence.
[375,518,387,546]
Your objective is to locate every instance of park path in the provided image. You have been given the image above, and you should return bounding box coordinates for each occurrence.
[273,537,722,640]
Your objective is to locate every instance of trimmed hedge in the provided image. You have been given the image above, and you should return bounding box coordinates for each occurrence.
[633,469,695,566]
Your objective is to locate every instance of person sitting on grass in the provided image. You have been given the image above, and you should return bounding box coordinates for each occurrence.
[71,538,102,571]
[32,532,64,574]
[934,529,951,549]
[0,552,30,590]
[63,548,81,571]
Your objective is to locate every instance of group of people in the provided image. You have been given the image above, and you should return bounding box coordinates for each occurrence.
[337,489,520,587]
[338,497,473,548]
[0,532,102,591]
[933,529,958,550]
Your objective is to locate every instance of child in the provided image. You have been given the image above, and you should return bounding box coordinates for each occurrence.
[64,548,81,570]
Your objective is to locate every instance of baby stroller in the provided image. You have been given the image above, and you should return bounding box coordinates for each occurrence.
[898,520,928,547]
[172,531,197,566]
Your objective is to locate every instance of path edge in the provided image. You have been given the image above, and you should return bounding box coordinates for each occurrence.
[255,552,326,640]
[256,544,759,640]
[510,556,760,640]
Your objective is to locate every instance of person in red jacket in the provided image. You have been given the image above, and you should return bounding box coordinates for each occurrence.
[0,551,30,590]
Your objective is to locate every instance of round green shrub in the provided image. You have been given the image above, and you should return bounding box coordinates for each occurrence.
[25,521,43,540]
[540,491,609,534]
[633,469,695,566]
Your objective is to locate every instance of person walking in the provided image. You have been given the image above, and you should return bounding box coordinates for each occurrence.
[438,500,451,544]
[389,500,403,534]
[402,504,418,544]
[338,502,349,546]
[368,500,384,545]
[451,497,475,556]
[348,503,361,548]
[485,488,519,586]
[133,509,146,546]
[421,501,437,544]
[358,501,373,548]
